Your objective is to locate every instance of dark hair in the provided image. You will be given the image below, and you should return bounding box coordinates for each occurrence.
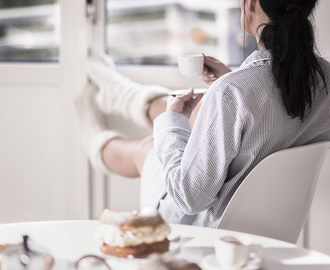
[256,0,327,120]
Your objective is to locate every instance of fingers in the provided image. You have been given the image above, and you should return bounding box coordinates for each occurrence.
[167,95,175,102]
[202,53,232,80]
[166,89,192,114]
[203,53,222,69]
[180,88,195,102]
[203,67,208,74]
[182,90,203,109]
[203,53,220,62]
[166,88,203,118]
[200,71,217,85]
[202,71,215,79]
[187,93,203,111]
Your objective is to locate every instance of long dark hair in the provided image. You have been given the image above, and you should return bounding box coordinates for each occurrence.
[255,0,327,120]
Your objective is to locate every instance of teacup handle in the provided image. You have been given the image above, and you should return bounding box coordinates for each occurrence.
[249,244,263,259]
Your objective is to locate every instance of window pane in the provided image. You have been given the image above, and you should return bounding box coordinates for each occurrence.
[106,0,257,66]
[0,0,60,62]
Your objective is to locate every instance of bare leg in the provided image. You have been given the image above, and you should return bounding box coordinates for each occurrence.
[102,96,203,177]
[103,136,154,177]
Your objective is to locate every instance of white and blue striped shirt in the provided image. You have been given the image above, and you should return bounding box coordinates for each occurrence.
[140,50,330,228]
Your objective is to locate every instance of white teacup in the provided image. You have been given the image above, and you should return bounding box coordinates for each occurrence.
[215,235,260,269]
[177,54,204,77]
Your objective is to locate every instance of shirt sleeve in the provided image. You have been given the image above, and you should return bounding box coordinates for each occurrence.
[153,86,243,215]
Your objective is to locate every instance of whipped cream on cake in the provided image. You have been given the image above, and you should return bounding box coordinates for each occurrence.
[96,223,170,247]
[96,207,171,257]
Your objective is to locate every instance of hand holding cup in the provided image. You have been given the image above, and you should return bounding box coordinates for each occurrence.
[177,53,231,84]
[201,54,232,85]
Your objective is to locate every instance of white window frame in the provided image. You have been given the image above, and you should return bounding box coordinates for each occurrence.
[92,0,240,87]
[0,0,91,220]
[0,3,61,85]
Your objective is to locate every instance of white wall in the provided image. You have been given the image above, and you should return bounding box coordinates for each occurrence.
[0,0,89,223]
[0,85,66,223]
[315,0,330,58]
[308,0,330,255]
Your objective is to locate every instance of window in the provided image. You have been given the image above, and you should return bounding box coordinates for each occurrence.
[0,0,60,62]
[106,0,257,66]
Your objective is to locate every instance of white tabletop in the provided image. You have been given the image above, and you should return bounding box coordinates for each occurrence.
[1,220,330,269]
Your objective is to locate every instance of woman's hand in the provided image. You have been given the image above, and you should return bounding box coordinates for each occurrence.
[167,88,203,119]
[201,54,232,85]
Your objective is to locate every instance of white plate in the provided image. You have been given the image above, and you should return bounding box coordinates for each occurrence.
[169,88,207,97]
[167,231,180,242]
[201,254,262,270]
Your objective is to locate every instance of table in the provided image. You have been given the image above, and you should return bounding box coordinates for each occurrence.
[1,220,330,269]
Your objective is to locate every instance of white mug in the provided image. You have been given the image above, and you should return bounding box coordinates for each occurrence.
[177,54,204,77]
[215,235,260,269]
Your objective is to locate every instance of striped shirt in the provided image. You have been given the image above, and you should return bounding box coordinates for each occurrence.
[141,50,330,228]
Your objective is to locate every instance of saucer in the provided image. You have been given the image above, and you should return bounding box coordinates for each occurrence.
[169,88,207,98]
[167,231,180,242]
[201,254,262,270]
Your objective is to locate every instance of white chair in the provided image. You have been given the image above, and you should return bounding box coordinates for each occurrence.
[216,141,330,243]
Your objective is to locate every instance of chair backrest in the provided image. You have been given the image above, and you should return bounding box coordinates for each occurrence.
[217,141,330,243]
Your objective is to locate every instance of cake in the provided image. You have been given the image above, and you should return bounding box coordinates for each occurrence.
[95,207,171,258]
[140,254,202,270]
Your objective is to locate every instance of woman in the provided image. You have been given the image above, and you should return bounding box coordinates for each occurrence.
[76,0,329,228]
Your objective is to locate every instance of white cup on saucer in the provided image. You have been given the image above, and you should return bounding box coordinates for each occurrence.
[177,54,204,77]
[215,235,260,269]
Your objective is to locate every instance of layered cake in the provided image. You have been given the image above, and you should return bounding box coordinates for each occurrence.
[96,207,171,258]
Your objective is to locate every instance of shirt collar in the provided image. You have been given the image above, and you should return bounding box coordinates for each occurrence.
[240,50,272,68]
